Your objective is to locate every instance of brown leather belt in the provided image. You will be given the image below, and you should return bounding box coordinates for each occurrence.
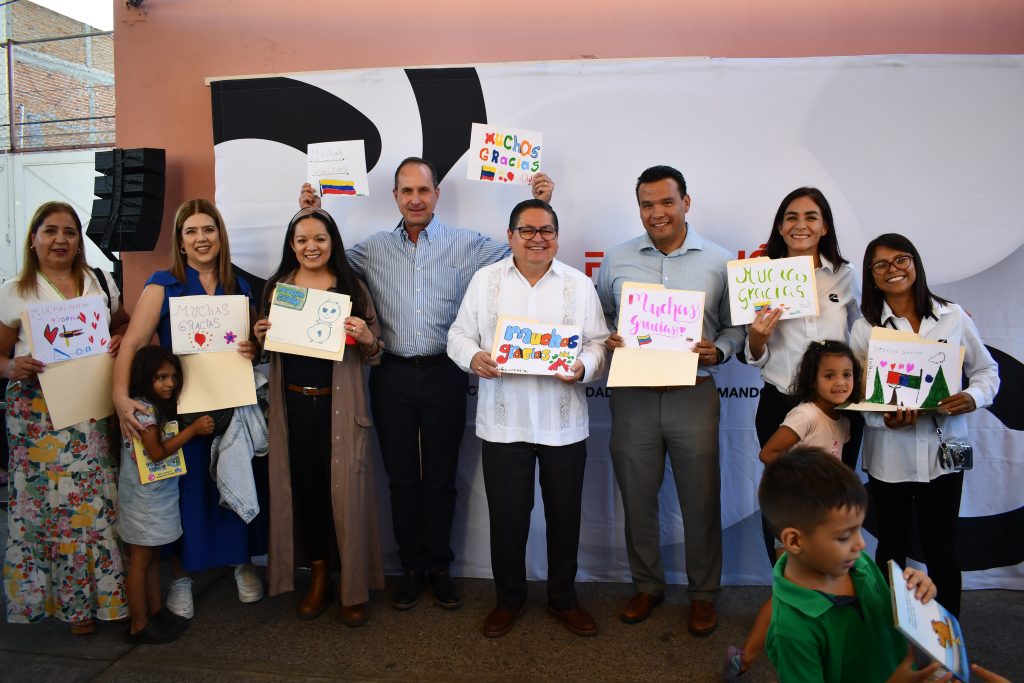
[286,384,331,396]
[648,375,711,392]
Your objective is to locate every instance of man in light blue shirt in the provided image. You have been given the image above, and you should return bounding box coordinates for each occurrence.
[596,165,743,636]
[300,158,552,611]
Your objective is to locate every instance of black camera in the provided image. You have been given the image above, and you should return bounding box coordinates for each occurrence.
[938,439,973,472]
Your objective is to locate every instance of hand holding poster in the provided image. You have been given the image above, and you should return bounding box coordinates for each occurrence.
[307,140,369,197]
[727,256,818,325]
[27,295,110,363]
[170,295,249,355]
[846,327,964,411]
[466,123,543,186]
[607,283,703,387]
[265,284,353,361]
[489,316,581,377]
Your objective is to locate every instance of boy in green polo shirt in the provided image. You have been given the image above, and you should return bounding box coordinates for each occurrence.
[759,447,945,683]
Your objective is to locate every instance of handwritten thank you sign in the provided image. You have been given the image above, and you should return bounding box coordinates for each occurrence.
[169,295,249,355]
[489,317,581,377]
[727,256,818,325]
[466,123,543,186]
[27,295,109,363]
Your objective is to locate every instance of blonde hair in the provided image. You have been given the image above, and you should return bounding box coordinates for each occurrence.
[169,198,237,294]
[17,202,89,296]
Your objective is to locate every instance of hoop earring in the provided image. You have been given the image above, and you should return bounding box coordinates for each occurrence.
[180,248,186,254]
[76,248,81,254]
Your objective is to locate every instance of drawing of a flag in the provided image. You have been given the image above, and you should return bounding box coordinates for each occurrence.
[637,334,653,346]
[886,370,921,389]
[480,166,496,181]
[320,179,357,195]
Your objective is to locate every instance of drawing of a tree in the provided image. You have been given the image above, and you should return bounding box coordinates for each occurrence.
[921,365,951,409]
[867,368,885,403]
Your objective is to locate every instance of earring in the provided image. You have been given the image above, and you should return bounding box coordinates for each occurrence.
[180,248,186,254]
[76,248,81,254]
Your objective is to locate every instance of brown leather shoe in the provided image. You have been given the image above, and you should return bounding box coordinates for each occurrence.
[482,605,526,638]
[548,605,598,637]
[620,591,665,624]
[297,560,332,620]
[687,599,718,636]
[340,602,368,628]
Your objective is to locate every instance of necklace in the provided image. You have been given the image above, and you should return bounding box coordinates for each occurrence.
[39,270,80,299]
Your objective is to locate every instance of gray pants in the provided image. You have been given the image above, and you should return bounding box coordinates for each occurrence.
[609,381,722,602]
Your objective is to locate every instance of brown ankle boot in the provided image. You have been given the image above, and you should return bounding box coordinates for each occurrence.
[297,560,331,620]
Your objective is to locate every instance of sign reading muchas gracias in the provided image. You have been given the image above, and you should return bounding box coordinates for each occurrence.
[27,295,109,363]
[307,140,369,197]
[169,295,249,355]
[727,256,818,325]
[466,123,543,186]
[489,316,581,377]
[617,282,704,351]
[846,327,964,412]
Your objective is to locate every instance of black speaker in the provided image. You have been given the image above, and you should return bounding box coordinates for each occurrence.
[87,148,166,258]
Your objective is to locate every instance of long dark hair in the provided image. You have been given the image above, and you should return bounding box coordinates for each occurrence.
[789,339,861,405]
[262,207,368,319]
[764,187,848,268]
[129,345,182,433]
[860,233,950,326]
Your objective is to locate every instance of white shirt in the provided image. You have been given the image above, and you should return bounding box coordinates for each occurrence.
[850,300,1000,482]
[447,257,609,446]
[781,402,850,460]
[0,270,121,357]
[745,257,861,393]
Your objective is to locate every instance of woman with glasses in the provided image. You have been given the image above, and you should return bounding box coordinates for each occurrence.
[113,199,266,621]
[850,233,999,617]
[253,207,385,627]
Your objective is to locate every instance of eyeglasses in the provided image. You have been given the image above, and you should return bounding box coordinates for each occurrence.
[870,254,914,275]
[511,226,558,241]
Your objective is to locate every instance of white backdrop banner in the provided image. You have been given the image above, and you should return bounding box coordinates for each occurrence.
[212,54,1024,588]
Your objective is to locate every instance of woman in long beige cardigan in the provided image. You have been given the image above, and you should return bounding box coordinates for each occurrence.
[254,207,385,627]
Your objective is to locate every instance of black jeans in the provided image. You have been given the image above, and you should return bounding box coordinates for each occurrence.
[284,390,334,561]
[868,471,964,617]
[481,440,587,611]
[369,354,468,572]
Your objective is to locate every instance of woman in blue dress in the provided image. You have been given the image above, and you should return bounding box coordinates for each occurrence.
[113,198,266,619]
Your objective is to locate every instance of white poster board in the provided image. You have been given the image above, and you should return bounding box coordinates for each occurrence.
[169,295,250,355]
[307,140,369,197]
[489,316,581,377]
[27,295,110,363]
[727,256,818,325]
[265,283,353,361]
[466,123,543,186]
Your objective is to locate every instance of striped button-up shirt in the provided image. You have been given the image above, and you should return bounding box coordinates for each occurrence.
[347,215,509,357]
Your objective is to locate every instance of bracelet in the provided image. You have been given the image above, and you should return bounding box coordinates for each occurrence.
[362,337,380,354]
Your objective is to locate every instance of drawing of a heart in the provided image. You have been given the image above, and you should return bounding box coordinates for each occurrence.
[100,338,107,346]
[907,363,915,372]
[91,322,97,329]
[43,325,58,344]
[89,335,94,343]
[194,333,207,347]
[879,361,888,367]
[898,363,905,369]
[77,312,87,323]
[93,311,100,320]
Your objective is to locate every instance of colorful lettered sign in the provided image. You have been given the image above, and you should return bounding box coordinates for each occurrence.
[466,123,543,186]
[27,295,110,363]
[727,256,818,325]
[169,295,249,355]
[489,316,581,377]
[307,140,369,197]
[617,283,704,352]
[265,284,353,361]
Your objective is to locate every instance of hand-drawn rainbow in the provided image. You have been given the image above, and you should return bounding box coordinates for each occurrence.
[480,165,496,181]
[320,179,357,195]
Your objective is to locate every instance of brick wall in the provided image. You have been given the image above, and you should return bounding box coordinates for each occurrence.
[4,1,114,150]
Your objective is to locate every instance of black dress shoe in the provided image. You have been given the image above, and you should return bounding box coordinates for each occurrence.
[393,568,424,610]
[428,569,462,609]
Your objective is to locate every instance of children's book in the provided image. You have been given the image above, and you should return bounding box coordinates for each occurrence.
[888,561,970,682]
[133,419,187,484]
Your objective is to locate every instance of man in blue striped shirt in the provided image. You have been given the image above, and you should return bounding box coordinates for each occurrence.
[300,158,553,611]
[596,165,744,638]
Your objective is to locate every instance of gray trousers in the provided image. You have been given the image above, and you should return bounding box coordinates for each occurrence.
[609,380,722,602]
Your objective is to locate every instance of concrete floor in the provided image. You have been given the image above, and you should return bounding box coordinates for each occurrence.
[1,508,1021,682]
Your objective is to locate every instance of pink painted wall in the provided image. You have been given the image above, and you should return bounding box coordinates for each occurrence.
[113,0,1024,303]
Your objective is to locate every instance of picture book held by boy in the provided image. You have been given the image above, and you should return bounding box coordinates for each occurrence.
[889,561,970,682]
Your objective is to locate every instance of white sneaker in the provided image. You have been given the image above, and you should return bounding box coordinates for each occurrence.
[166,577,195,619]
[234,564,264,603]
